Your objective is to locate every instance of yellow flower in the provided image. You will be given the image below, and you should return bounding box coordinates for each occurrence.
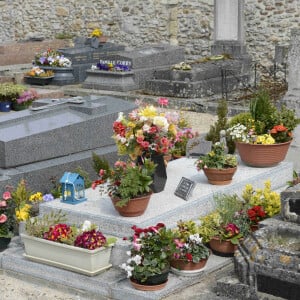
[139,105,157,119]
[91,28,102,37]
[127,121,136,128]
[29,192,43,202]
[15,204,31,221]
[168,123,177,136]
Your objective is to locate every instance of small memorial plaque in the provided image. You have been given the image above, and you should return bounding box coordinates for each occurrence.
[175,177,195,200]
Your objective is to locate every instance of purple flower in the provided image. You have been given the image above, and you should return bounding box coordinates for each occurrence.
[43,194,54,202]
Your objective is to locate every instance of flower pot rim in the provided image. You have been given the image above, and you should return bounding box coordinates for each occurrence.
[235,140,292,146]
[203,166,237,171]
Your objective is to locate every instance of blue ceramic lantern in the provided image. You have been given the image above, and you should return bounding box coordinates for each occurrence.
[59,172,87,204]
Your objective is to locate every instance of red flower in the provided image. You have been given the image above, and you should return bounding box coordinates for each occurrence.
[113,121,126,136]
[185,253,193,261]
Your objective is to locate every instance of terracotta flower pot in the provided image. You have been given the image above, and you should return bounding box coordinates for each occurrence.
[170,257,209,274]
[209,237,238,257]
[235,140,292,167]
[110,192,152,217]
[203,167,237,185]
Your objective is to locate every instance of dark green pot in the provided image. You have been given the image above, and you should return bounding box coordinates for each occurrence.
[0,237,11,252]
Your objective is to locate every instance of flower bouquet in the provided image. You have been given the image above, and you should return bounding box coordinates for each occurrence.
[34,49,72,68]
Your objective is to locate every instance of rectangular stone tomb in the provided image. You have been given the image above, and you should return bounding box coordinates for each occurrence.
[0,95,136,168]
[144,58,251,98]
[82,43,185,90]
[83,70,137,92]
[39,158,293,238]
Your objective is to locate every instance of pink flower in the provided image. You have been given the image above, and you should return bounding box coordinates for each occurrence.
[2,191,11,200]
[0,214,8,223]
[158,97,169,107]
[0,201,7,207]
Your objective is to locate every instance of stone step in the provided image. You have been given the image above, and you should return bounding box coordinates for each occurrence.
[2,236,233,300]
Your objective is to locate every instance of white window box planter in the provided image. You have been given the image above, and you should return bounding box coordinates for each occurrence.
[21,233,114,276]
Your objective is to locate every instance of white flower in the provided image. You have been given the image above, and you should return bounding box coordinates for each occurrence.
[189,233,202,244]
[116,112,124,122]
[153,116,169,132]
[81,220,92,231]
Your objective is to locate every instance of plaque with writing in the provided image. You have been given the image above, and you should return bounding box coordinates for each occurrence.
[174,177,195,201]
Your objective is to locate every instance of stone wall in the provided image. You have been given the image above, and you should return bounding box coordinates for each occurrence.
[0,0,299,67]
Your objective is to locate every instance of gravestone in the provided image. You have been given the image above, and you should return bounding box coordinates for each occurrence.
[212,0,247,58]
[0,95,137,192]
[186,134,212,158]
[58,42,125,83]
[82,44,185,91]
[282,29,300,117]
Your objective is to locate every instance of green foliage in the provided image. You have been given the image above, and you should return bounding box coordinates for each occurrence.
[55,32,75,39]
[92,154,156,207]
[249,89,277,134]
[206,98,229,144]
[171,220,210,263]
[25,210,67,238]
[229,112,252,128]
[92,152,111,176]
[195,142,238,170]
[49,176,61,199]
[121,223,174,283]
[74,166,92,188]
[198,193,251,244]
[0,83,25,102]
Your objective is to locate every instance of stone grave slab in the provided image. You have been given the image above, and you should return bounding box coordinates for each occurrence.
[145,58,251,98]
[82,43,185,91]
[0,95,136,168]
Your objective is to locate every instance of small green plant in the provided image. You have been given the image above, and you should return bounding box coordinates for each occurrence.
[120,223,174,283]
[195,142,238,170]
[171,220,210,263]
[92,155,156,207]
[25,210,67,238]
[55,32,75,40]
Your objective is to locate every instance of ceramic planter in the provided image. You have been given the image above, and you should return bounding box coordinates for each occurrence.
[209,236,238,257]
[170,257,209,276]
[203,167,237,185]
[110,192,152,217]
[130,269,169,291]
[235,141,291,167]
[0,101,12,112]
[21,233,113,276]
[24,76,54,86]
